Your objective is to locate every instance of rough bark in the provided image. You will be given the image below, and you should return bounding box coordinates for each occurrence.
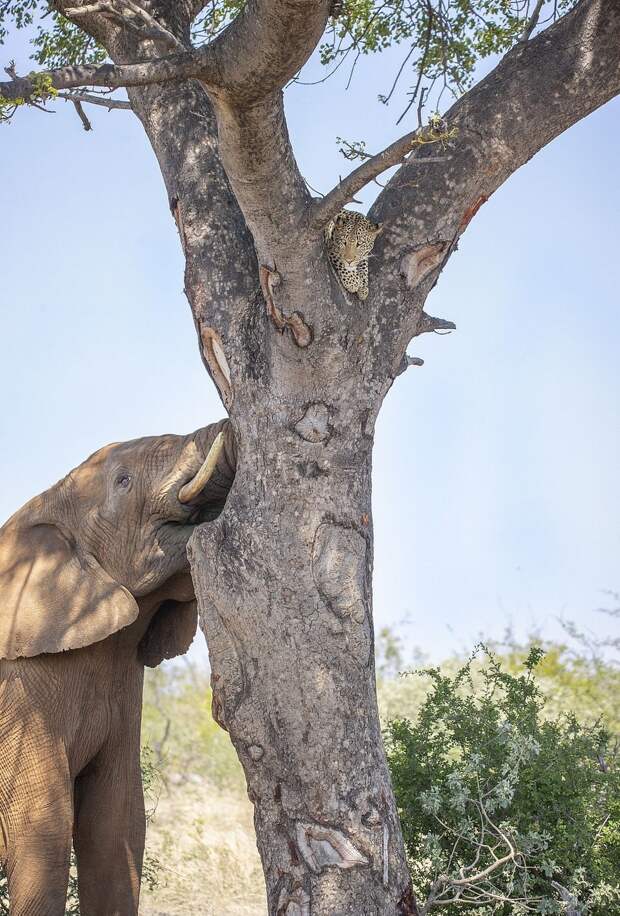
[4,0,620,912]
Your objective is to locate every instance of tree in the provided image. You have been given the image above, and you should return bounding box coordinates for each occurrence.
[2,1,619,912]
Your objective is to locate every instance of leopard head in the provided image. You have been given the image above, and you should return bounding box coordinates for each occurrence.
[327,210,382,266]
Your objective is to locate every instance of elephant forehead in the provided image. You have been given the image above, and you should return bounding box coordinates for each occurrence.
[77,433,189,475]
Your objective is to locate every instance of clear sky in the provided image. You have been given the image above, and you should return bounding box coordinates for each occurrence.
[1,27,619,664]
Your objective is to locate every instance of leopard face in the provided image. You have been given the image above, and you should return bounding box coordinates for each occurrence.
[325,210,382,300]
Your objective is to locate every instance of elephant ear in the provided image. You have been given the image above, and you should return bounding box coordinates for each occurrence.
[0,521,138,660]
[138,599,198,668]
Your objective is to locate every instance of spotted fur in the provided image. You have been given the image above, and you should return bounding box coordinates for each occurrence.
[324,210,382,301]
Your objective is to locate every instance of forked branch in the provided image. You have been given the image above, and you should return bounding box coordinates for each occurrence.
[1,0,331,106]
[64,0,185,49]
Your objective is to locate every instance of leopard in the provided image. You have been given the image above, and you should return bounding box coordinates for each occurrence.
[324,209,382,301]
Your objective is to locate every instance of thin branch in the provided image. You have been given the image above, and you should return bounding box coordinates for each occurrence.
[396,0,434,125]
[64,0,184,48]
[0,53,201,102]
[519,0,545,42]
[57,90,131,110]
[70,97,92,129]
[308,124,454,227]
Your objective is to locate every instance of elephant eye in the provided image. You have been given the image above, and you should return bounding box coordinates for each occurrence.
[115,472,132,490]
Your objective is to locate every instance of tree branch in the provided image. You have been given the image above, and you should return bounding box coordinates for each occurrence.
[2,0,331,107]
[56,90,132,110]
[200,0,332,103]
[0,53,200,101]
[64,0,185,49]
[308,124,454,228]
[69,96,93,129]
[518,0,545,43]
[367,0,620,368]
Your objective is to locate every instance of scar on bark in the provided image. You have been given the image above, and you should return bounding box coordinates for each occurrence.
[295,822,369,874]
[259,265,313,348]
[200,326,233,407]
[458,194,488,232]
[277,884,310,916]
[211,687,227,731]
[400,241,448,289]
[247,744,264,761]
[312,522,367,624]
[170,196,188,253]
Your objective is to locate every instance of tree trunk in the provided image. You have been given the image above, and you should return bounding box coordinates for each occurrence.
[191,406,413,914]
[119,80,414,912]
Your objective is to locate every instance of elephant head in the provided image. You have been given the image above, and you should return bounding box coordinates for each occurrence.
[0,419,236,663]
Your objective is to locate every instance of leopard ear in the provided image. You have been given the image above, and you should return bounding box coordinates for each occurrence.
[373,222,383,234]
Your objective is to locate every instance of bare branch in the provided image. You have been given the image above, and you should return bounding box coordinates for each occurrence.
[65,0,185,49]
[56,90,131,110]
[0,53,200,102]
[519,0,545,42]
[70,97,93,129]
[309,123,455,227]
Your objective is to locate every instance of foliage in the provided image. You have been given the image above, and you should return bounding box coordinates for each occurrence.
[386,647,620,914]
[321,0,575,117]
[0,3,105,67]
[0,746,161,915]
[1,0,576,122]
[0,66,56,122]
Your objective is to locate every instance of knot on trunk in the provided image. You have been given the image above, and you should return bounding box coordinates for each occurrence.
[294,402,331,443]
[295,822,369,874]
[312,523,367,624]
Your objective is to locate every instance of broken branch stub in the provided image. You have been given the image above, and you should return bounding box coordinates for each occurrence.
[400,242,447,289]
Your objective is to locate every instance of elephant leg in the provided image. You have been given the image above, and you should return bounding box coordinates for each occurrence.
[73,725,145,915]
[4,777,73,916]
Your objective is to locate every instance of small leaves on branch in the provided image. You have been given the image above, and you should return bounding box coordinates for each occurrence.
[0,64,56,122]
[319,0,578,121]
[336,136,370,161]
[337,114,456,166]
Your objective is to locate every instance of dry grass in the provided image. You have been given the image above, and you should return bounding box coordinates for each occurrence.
[140,779,266,916]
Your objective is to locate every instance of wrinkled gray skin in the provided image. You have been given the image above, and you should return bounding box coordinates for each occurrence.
[0,419,235,916]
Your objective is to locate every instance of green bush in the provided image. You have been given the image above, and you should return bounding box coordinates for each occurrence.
[386,647,620,914]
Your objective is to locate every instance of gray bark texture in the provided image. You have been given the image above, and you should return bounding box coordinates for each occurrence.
[4,0,619,911]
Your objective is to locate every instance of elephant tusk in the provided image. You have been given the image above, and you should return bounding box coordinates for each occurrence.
[178,432,225,504]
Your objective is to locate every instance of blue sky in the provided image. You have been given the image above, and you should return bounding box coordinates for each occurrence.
[1,28,619,663]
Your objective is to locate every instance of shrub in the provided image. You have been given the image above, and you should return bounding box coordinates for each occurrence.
[386,647,620,915]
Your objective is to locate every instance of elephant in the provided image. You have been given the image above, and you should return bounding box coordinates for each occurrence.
[0,419,236,916]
